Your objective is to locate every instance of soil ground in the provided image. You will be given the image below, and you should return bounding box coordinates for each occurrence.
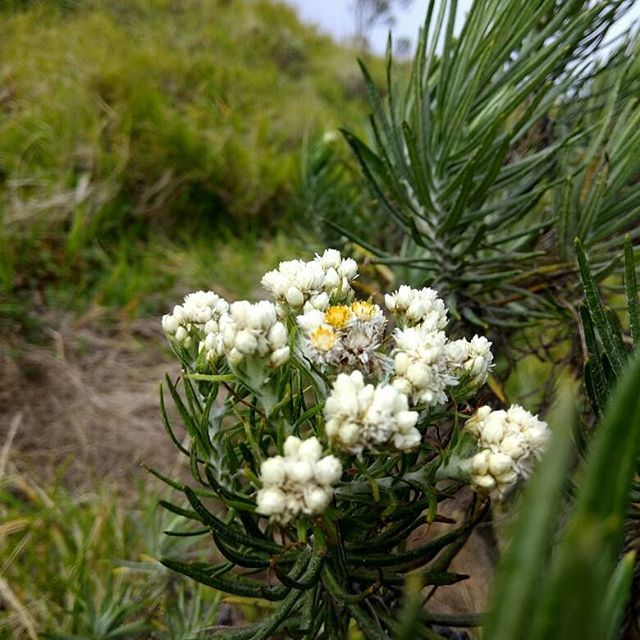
[1,311,182,488]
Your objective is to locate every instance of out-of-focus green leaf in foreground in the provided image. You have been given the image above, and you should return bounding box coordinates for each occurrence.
[484,349,640,640]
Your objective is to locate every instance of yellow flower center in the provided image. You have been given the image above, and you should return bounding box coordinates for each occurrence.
[350,300,377,321]
[310,325,337,351]
[324,305,351,329]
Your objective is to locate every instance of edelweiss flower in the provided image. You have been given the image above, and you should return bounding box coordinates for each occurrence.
[392,326,458,406]
[385,285,448,331]
[463,405,550,495]
[261,249,358,313]
[445,335,494,386]
[297,302,387,374]
[219,300,290,368]
[315,249,358,299]
[162,290,229,350]
[256,436,342,524]
[324,371,420,454]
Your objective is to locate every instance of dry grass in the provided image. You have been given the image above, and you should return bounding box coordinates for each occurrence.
[0,309,183,488]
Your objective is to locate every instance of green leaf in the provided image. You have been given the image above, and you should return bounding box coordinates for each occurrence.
[483,389,575,640]
[624,236,640,346]
[160,558,288,601]
[601,551,636,640]
[528,354,640,639]
[575,238,626,374]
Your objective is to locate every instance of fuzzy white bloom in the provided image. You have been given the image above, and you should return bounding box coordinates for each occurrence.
[392,327,458,406]
[216,300,290,368]
[261,249,358,313]
[463,405,550,496]
[385,286,448,331]
[162,290,229,354]
[445,335,494,387]
[297,301,388,375]
[324,371,420,454]
[256,436,342,524]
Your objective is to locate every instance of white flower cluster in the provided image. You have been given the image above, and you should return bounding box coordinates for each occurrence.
[392,327,458,406]
[256,436,343,524]
[385,285,448,330]
[384,287,493,406]
[463,405,550,495]
[162,291,229,348]
[445,335,494,386]
[261,249,358,311]
[297,301,387,373]
[163,292,289,369]
[216,300,290,368]
[324,371,420,454]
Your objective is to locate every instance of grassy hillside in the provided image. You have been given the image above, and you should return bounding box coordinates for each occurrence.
[0,0,372,321]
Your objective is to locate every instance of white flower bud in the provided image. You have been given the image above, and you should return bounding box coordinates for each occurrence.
[488,452,513,476]
[308,292,330,310]
[270,347,290,367]
[406,363,429,387]
[268,322,288,349]
[162,314,179,334]
[501,434,524,459]
[204,319,218,334]
[260,456,287,485]
[396,285,413,309]
[256,487,287,516]
[339,258,358,280]
[235,330,258,355]
[283,436,302,457]
[396,410,419,431]
[230,300,250,325]
[339,422,360,445]
[473,474,496,491]
[298,437,323,462]
[323,268,340,290]
[285,286,304,308]
[297,309,325,333]
[222,322,237,347]
[406,300,427,324]
[303,486,332,513]
[392,377,412,396]
[314,455,343,485]
[481,412,506,444]
[392,429,421,450]
[175,326,188,343]
[470,450,490,475]
[317,249,341,269]
[325,419,339,438]
[288,459,314,484]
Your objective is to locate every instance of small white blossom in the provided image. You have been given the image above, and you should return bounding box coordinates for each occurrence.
[385,286,448,330]
[260,456,287,485]
[462,405,550,496]
[256,436,342,524]
[162,290,229,355]
[218,300,290,368]
[446,335,493,386]
[324,371,420,454]
[297,302,388,375]
[256,487,288,516]
[314,455,343,485]
[392,327,458,406]
[261,249,358,313]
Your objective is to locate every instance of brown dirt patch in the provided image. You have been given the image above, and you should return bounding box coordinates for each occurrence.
[0,310,184,488]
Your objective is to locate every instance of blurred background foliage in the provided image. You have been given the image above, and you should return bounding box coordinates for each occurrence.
[0,0,379,324]
[307,0,640,389]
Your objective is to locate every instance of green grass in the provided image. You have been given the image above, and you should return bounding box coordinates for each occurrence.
[0,470,225,639]
[0,0,375,320]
